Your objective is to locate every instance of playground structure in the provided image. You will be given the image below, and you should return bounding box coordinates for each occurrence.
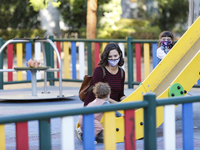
[0,15,200,149]
[110,16,200,142]
[0,38,74,100]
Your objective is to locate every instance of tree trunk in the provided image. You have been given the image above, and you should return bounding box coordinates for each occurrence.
[87,0,97,71]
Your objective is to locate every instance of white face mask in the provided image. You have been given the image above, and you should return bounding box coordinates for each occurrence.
[108,58,120,67]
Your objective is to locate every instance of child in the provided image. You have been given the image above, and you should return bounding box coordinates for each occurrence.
[76,82,122,143]
[157,31,174,64]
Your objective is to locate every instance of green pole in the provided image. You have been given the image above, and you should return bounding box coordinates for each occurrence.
[0,38,3,89]
[127,36,133,88]
[39,119,51,150]
[143,92,157,150]
[45,35,54,85]
[87,42,92,75]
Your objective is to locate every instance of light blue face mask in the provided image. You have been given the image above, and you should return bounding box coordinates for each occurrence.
[108,58,120,67]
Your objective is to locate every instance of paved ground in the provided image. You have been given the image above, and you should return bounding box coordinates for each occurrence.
[1,84,200,150]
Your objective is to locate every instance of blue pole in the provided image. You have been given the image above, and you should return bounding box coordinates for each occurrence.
[83,114,95,150]
[152,43,158,68]
[71,42,77,79]
[26,43,32,80]
[182,103,194,150]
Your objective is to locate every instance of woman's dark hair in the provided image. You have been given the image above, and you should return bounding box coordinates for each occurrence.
[93,82,111,99]
[158,31,174,47]
[98,42,124,67]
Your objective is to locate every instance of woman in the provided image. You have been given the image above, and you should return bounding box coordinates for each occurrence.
[84,42,126,106]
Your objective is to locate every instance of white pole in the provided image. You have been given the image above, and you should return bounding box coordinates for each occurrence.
[193,0,199,22]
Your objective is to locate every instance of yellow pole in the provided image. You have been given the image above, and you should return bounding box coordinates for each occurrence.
[64,42,70,78]
[17,43,23,81]
[104,111,116,150]
[0,125,5,150]
[102,42,107,53]
[144,43,150,79]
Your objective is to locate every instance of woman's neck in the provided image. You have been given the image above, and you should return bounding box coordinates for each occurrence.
[105,65,118,74]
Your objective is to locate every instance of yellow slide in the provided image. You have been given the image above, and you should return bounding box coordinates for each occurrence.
[111,16,200,142]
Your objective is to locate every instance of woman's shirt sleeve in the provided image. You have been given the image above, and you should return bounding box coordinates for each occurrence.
[92,66,104,85]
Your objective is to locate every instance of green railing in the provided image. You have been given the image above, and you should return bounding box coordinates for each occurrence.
[0,36,159,90]
[1,36,200,90]
[0,93,200,149]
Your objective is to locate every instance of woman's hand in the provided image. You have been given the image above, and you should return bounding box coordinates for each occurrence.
[120,96,126,101]
[108,98,119,104]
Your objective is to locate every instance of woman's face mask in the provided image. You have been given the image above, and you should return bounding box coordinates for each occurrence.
[108,58,120,67]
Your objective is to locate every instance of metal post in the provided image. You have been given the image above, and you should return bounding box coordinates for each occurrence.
[143,92,157,150]
[188,0,194,27]
[39,119,51,150]
[0,38,3,89]
[127,36,133,88]
[41,42,48,93]
[193,0,199,22]
[31,69,37,96]
[45,35,54,85]
[87,42,92,75]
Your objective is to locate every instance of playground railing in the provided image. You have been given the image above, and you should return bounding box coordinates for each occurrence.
[0,93,199,150]
[0,36,160,90]
[0,36,200,90]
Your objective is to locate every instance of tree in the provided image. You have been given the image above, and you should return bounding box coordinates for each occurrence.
[29,0,62,37]
[58,0,110,37]
[0,0,40,29]
[87,0,97,40]
[152,0,189,32]
[58,0,87,34]
[29,0,61,11]
[86,0,97,71]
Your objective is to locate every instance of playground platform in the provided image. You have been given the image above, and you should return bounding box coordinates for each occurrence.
[0,84,200,150]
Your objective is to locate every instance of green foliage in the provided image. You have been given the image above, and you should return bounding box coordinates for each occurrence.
[58,0,110,33]
[58,0,161,39]
[0,0,40,29]
[97,19,161,39]
[151,0,189,32]
[98,0,122,28]
[58,0,87,32]
[0,29,46,40]
[29,0,61,11]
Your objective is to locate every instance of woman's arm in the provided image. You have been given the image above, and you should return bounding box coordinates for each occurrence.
[92,66,104,84]
[119,68,126,101]
[120,95,126,101]
[108,98,119,104]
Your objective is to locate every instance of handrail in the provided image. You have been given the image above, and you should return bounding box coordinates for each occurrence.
[0,36,197,91]
[0,93,200,149]
[0,38,63,96]
[0,100,148,124]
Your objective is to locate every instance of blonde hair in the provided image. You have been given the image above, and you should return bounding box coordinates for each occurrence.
[93,82,111,99]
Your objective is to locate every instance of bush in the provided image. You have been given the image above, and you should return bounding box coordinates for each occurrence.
[97,19,161,39]
[0,29,46,40]
[59,19,161,40]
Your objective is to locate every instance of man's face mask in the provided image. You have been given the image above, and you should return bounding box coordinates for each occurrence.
[108,58,120,67]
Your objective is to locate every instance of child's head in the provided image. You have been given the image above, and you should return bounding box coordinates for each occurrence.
[158,31,174,48]
[93,82,111,99]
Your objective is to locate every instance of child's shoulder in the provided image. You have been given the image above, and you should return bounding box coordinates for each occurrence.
[88,98,105,106]
[157,46,162,50]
